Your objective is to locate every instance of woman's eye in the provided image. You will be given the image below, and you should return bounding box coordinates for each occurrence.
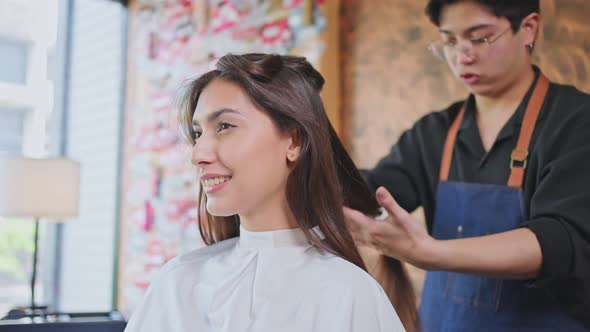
[217,122,235,133]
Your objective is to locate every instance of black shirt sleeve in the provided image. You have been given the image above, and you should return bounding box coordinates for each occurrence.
[362,108,455,227]
[364,129,423,213]
[522,102,590,282]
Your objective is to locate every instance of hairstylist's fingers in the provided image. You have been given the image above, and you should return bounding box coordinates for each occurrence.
[343,206,377,244]
[375,187,410,219]
[343,206,372,225]
[375,187,416,234]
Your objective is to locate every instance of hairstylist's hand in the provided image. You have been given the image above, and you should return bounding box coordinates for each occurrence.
[344,187,440,270]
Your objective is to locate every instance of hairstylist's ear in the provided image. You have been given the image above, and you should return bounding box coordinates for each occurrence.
[286,128,302,162]
[521,12,540,47]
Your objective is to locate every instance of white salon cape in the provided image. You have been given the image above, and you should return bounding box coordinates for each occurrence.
[125,226,405,332]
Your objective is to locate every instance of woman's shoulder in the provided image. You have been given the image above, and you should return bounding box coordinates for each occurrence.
[308,250,387,295]
[305,251,403,329]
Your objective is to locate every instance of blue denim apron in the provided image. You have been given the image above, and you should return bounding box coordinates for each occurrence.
[418,74,586,331]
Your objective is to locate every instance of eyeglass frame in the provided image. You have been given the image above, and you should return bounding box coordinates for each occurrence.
[428,25,513,60]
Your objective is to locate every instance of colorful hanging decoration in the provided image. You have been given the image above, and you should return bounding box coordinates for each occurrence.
[121,0,328,311]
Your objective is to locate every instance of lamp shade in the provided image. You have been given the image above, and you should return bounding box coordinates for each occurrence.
[0,157,80,219]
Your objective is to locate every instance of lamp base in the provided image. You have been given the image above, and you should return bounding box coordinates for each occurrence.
[1,305,48,320]
[2,219,48,321]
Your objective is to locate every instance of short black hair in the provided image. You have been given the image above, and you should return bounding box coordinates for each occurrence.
[425,0,540,32]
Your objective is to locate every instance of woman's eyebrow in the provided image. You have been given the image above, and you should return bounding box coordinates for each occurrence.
[192,108,242,127]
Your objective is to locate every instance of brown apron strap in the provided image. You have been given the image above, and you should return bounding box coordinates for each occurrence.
[439,73,550,189]
[507,73,550,189]
[439,106,465,181]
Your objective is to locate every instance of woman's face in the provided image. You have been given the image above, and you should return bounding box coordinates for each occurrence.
[191,78,297,218]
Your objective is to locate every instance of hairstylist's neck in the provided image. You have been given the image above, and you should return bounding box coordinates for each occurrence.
[475,64,535,114]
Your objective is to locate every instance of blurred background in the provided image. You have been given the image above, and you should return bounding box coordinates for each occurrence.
[0,0,588,325]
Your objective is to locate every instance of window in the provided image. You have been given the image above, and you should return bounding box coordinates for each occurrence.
[0,0,127,316]
[0,39,28,84]
[0,109,26,155]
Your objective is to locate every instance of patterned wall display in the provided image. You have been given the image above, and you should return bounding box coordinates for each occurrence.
[341,0,590,299]
[118,0,334,312]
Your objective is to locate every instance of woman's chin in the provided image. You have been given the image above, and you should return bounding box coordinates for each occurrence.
[206,201,237,217]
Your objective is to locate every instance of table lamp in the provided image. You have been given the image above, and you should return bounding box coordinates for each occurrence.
[0,157,80,313]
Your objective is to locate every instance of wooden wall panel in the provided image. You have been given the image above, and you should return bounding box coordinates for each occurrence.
[342,0,590,167]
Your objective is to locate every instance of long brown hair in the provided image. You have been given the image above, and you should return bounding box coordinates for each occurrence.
[329,121,419,331]
[179,53,417,330]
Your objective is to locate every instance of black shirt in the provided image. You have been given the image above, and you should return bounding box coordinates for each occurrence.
[364,68,590,326]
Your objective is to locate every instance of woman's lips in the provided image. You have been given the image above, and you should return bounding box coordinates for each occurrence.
[201,175,232,194]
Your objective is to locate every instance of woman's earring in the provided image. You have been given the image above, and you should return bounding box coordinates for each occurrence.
[287,153,295,161]
[527,42,535,50]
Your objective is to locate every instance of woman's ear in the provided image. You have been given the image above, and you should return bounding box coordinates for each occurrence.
[286,128,302,162]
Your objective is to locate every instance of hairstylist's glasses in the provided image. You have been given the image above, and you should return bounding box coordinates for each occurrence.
[428,26,511,60]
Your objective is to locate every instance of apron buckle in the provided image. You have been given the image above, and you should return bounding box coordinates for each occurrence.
[510,149,529,169]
